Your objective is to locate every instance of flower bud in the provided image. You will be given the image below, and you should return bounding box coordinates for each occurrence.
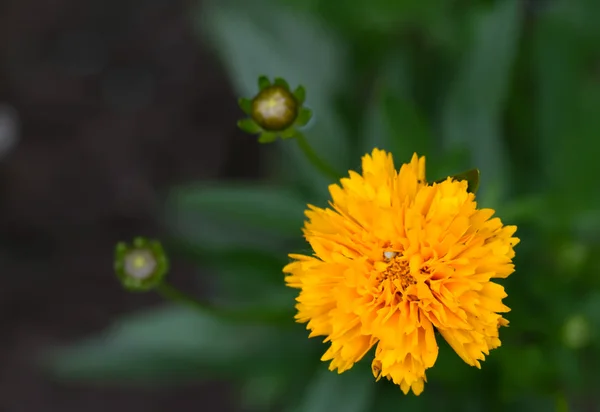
[114,237,169,291]
[237,76,312,143]
[251,85,298,131]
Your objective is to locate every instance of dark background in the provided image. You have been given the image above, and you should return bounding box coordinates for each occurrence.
[0,0,254,410]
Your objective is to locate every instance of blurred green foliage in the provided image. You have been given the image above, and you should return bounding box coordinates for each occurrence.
[48,0,600,410]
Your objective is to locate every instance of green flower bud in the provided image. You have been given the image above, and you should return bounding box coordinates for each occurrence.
[237,76,313,143]
[114,237,169,292]
[252,85,298,131]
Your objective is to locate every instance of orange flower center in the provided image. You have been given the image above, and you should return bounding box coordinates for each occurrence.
[376,253,417,301]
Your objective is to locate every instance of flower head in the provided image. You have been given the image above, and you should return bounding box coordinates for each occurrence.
[283,149,519,395]
[237,76,312,143]
[251,85,298,131]
[114,237,169,291]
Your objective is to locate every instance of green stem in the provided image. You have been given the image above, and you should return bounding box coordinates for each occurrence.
[295,132,343,181]
[555,391,569,412]
[156,282,292,325]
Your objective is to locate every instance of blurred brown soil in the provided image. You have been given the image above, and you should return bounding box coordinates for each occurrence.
[0,0,259,411]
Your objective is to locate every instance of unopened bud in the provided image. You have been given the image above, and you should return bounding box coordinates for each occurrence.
[237,76,312,143]
[114,237,168,291]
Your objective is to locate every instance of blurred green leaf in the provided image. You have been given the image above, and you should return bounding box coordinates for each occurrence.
[502,395,556,412]
[291,367,375,412]
[240,373,290,410]
[496,345,551,398]
[362,92,433,162]
[360,51,408,151]
[553,345,584,392]
[360,49,434,168]
[47,306,266,382]
[573,210,600,244]
[371,380,429,412]
[500,195,548,225]
[441,0,522,204]
[197,0,350,196]
[203,249,297,314]
[534,5,600,217]
[435,168,480,193]
[425,338,481,389]
[382,94,433,160]
[581,291,600,345]
[282,0,450,36]
[47,305,315,384]
[166,183,306,252]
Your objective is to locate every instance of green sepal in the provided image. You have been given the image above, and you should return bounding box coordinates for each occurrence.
[238,97,252,115]
[273,77,290,90]
[279,128,297,139]
[258,132,278,143]
[114,237,169,292]
[237,118,262,135]
[293,85,306,105]
[435,168,481,194]
[258,75,271,90]
[295,107,313,127]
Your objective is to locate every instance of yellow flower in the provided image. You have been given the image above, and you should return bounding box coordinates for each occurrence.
[283,149,519,395]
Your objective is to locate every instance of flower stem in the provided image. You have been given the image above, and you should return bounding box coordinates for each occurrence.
[156,282,291,325]
[295,132,342,181]
[555,391,569,412]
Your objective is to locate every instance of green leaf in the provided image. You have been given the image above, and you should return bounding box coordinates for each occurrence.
[501,396,557,412]
[435,168,480,194]
[46,306,267,382]
[533,5,600,218]
[382,94,433,160]
[203,249,297,314]
[552,345,584,392]
[360,50,434,169]
[238,118,262,134]
[196,0,349,197]
[441,0,522,205]
[46,305,317,384]
[290,368,375,412]
[360,51,412,153]
[240,373,290,410]
[166,183,307,252]
[282,0,451,35]
[500,195,548,225]
[371,380,433,412]
[496,345,552,397]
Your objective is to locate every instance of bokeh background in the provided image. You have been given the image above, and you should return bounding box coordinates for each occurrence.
[1,0,599,411]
